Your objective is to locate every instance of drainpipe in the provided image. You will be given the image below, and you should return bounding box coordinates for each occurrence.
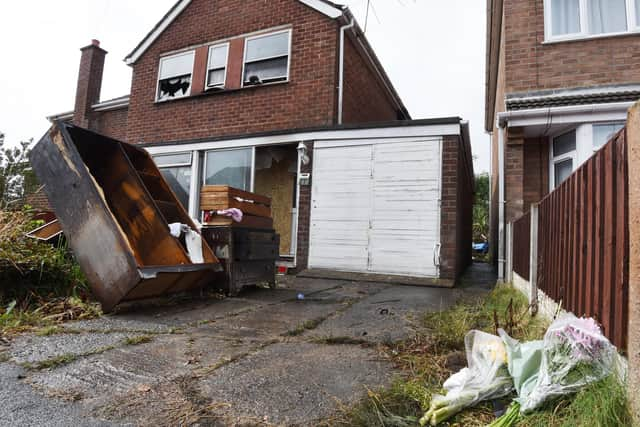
[497,120,507,282]
[338,18,355,125]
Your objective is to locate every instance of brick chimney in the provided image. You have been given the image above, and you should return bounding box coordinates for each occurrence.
[73,39,107,128]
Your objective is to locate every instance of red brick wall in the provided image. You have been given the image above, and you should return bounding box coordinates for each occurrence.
[341,36,398,123]
[440,134,474,280]
[504,0,640,94]
[126,0,339,144]
[294,142,314,271]
[523,137,549,207]
[91,108,129,142]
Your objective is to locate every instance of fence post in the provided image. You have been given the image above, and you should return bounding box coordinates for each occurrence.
[627,102,640,422]
[506,222,513,283]
[529,203,539,315]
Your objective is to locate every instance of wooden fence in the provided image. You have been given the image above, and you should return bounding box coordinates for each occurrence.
[512,212,531,280]
[512,129,629,350]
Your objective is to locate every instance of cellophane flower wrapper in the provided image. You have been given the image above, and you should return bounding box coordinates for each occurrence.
[518,315,619,413]
[425,331,514,423]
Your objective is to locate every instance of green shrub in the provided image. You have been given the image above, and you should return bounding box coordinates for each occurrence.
[0,208,89,304]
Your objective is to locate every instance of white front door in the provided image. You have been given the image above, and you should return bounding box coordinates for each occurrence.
[309,139,441,277]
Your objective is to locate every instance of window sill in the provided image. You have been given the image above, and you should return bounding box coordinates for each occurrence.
[153,80,289,105]
[543,30,640,45]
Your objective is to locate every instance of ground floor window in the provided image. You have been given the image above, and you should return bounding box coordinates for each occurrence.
[153,152,192,209]
[204,148,253,191]
[549,121,625,189]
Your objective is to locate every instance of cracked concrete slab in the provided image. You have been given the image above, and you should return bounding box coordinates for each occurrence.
[9,332,136,365]
[0,363,120,427]
[309,285,461,344]
[197,342,393,426]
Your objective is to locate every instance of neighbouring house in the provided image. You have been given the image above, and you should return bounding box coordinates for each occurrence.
[47,0,474,283]
[485,0,640,280]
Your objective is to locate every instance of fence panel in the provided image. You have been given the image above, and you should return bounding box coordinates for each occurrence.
[512,212,531,280]
[536,130,628,350]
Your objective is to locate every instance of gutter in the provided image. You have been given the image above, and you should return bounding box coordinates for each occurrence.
[338,18,355,124]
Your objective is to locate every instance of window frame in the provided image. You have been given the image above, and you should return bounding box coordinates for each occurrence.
[591,121,625,152]
[205,42,230,90]
[152,151,194,211]
[155,50,195,102]
[202,147,256,192]
[544,0,640,42]
[241,29,293,88]
[549,128,578,189]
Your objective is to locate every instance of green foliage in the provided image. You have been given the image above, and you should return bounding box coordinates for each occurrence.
[0,134,38,208]
[473,173,490,243]
[0,208,89,303]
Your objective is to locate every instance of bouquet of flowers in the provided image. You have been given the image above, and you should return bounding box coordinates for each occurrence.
[419,331,514,426]
[517,315,619,413]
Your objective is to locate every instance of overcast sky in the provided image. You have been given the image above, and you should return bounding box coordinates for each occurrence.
[0,0,489,173]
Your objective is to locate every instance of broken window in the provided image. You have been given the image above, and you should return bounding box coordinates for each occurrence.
[207,44,229,89]
[157,51,195,101]
[243,30,290,86]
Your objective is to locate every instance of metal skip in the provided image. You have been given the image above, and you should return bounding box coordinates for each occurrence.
[29,122,221,312]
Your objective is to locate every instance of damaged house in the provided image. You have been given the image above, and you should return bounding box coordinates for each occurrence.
[48,0,473,284]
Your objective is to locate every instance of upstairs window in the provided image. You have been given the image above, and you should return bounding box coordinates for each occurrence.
[206,43,229,90]
[243,30,291,86]
[157,51,195,101]
[546,0,639,40]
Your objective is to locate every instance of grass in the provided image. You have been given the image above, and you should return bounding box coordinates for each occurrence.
[283,317,326,336]
[0,296,102,337]
[311,336,371,346]
[123,335,153,346]
[328,283,630,427]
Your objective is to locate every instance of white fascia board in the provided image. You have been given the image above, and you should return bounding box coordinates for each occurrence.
[144,123,461,155]
[46,111,74,122]
[124,0,342,65]
[498,102,634,128]
[297,0,343,18]
[124,0,193,65]
[92,96,131,112]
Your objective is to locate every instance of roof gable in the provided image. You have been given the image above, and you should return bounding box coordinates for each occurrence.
[124,0,343,65]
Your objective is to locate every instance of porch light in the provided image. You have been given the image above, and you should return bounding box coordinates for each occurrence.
[297,142,310,165]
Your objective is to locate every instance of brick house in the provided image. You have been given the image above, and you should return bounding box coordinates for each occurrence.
[485,0,640,280]
[49,0,473,282]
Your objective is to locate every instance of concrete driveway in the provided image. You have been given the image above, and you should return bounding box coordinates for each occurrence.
[0,267,493,426]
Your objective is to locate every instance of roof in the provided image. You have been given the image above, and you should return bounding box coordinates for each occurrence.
[47,95,130,123]
[506,84,640,110]
[124,0,344,65]
[24,186,53,213]
[140,117,463,148]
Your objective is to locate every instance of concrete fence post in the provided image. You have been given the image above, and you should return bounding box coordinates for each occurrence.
[529,204,539,315]
[627,102,640,422]
[506,222,513,283]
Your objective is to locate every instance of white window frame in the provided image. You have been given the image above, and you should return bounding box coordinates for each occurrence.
[205,42,230,90]
[549,128,578,189]
[202,147,256,192]
[544,0,640,42]
[153,152,193,168]
[241,29,293,88]
[152,151,194,213]
[156,50,195,102]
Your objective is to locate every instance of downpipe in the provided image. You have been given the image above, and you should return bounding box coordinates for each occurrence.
[338,18,355,125]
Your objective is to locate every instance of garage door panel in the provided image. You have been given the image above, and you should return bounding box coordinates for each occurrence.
[310,139,441,277]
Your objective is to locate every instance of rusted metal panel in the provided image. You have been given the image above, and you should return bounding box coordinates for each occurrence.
[30,122,221,312]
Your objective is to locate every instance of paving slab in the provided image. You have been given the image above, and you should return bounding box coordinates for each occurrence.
[197,342,393,426]
[309,285,461,343]
[0,363,120,427]
[9,332,136,365]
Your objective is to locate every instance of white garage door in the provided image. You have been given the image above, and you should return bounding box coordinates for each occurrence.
[309,139,441,277]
